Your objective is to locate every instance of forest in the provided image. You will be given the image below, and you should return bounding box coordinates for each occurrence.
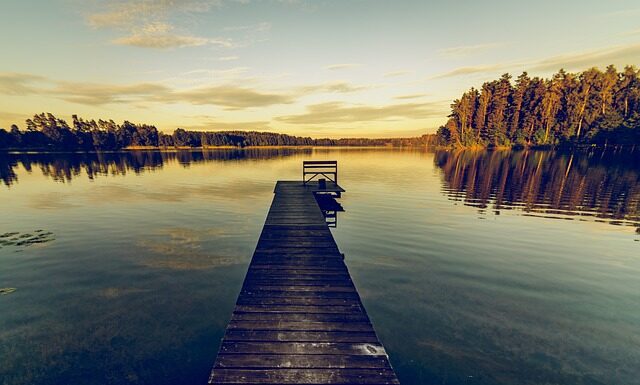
[0,113,436,150]
[438,65,640,147]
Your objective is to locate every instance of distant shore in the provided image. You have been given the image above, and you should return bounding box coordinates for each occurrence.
[0,144,433,154]
[2,143,638,155]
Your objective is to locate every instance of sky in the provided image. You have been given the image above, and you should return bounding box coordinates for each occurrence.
[1,0,639,138]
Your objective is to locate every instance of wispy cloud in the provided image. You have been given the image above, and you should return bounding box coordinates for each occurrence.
[602,8,640,18]
[383,70,411,78]
[0,111,30,125]
[275,101,444,125]
[530,43,640,71]
[218,56,239,61]
[223,22,271,33]
[164,85,295,109]
[85,0,231,49]
[0,71,293,109]
[325,63,361,71]
[184,117,272,131]
[112,34,215,49]
[86,0,220,28]
[620,28,640,37]
[1,71,434,120]
[51,82,169,105]
[0,72,46,95]
[438,43,501,58]
[431,42,640,79]
[180,67,250,78]
[394,93,427,100]
[297,81,368,94]
[431,64,508,79]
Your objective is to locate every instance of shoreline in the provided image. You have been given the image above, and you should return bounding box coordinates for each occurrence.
[0,145,431,154]
[1,143,637,155]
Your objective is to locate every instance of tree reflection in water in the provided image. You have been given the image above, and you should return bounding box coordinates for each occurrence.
[435,148,640,231]
[0,148,310,187]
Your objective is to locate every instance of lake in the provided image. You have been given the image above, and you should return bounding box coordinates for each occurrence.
[1,148,639,385]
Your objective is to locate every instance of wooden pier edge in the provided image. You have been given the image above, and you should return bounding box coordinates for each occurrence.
[208,180,400,385]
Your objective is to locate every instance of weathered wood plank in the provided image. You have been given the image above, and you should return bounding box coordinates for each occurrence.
[222,330,378,343]
[234,304,363,314]
[209,180,398,385]
[219,342,388,355]
[230,312,369,323]
[247,268,347,274]
[210,368,399,384]
[215,353,390,369]
[238,291,360,300]
[242,279,354,287]
[240,285,356,293]
[226,320,374,332]
[236,297,361,307]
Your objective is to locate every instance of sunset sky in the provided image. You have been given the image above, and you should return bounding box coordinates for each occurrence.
[1,0,639,137]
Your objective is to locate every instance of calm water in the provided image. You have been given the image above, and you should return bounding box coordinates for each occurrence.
[1,148,639,385]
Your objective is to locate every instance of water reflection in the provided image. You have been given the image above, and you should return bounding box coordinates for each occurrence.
[435,149,640,231]
[0,230,55,250]
[0,148,310,186]
[1,148,639,385]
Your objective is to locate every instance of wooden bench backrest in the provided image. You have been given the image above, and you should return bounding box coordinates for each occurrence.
[303,161,337,184]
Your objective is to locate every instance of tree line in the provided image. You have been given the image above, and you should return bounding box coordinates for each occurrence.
[438,65,640,147]
[0,113,437,150]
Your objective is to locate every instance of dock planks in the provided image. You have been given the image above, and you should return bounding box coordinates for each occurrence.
[209,181,399,385]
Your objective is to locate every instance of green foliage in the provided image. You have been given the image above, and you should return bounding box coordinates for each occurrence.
[1,113,440,150]
[444,65,640,147]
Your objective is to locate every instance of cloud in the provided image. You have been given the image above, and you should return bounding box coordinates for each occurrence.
[107,21,232,49]
[224,22,271,33]
[86,0,219,28]
[51,82,170,105]
[530,43,640,72]
[184,118,272,131]
[113,33,211,49]
[620,28,640,37]
[1,72,387,112]
[0,111,30,127]
[325,63,361,71]
[137,227,241,270]
[164,85,295,109]
[275,101,444,125]
[297,81,368,94]
[384,70,411,78]
[85,0,229,49]
[394,93,427,100]
[0,71,294,109]
[438,43,501,58]
[218,56,239,61]
[0,72,46,95]
[181,67,250,78]
[218,22,272,47]
[51,82,293,109]
[432,43,640,79]
[431,64,509,79]
[602,8,640,18]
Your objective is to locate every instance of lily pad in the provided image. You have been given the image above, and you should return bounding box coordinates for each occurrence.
[0,231,54,249]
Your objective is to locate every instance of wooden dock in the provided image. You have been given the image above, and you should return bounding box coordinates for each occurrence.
[208,179,400,384]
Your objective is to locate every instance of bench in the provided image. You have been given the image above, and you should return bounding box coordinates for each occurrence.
[303,160,337,185]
